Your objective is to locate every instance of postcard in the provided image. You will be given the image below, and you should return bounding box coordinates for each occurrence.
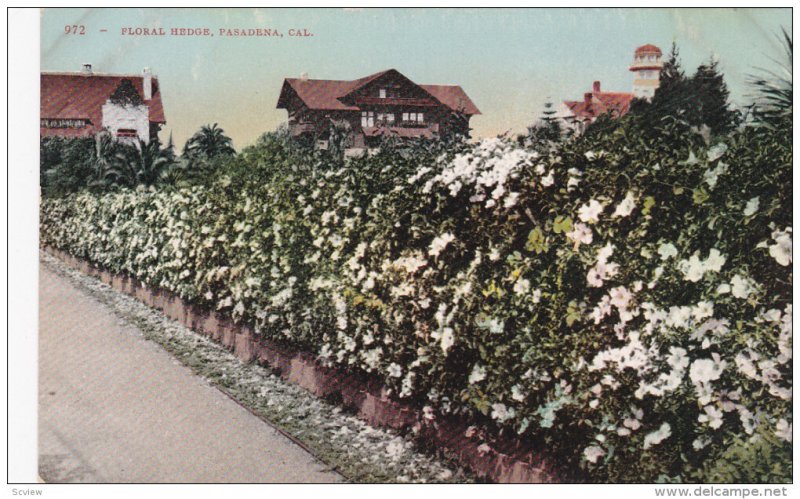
[12,6,795,494]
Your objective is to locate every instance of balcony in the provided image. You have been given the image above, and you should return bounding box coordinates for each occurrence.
[354,96,439,107]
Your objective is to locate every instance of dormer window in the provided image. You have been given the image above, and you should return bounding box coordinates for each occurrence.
[379,88,386,99]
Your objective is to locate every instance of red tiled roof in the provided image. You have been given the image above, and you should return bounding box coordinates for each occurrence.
[278,70,479,115]
[564,91,634,120]
[420,85,481,115]
[41,72,166,134]
[635,44,662,56]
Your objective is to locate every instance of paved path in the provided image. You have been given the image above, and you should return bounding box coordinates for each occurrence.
[38,262,342,483]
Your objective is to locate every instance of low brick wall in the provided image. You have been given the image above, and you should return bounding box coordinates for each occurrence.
[44,246,558,483]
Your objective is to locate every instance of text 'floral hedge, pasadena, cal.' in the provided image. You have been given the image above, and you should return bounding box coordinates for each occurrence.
[41,117,791,482]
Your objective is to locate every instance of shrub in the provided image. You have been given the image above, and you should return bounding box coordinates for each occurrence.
[41,112,791,482]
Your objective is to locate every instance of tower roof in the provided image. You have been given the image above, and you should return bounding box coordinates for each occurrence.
[635,44,662,56]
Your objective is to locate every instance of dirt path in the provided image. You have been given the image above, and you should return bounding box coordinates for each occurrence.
[38,262,343,483]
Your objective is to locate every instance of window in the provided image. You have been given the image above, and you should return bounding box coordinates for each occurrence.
[417,113,424,123]
[361,111,374,128]
[379,88,386,99]
[116,129,138,138]
[409,112,417,122]
[385,113,395,123]
[402,112,409,122]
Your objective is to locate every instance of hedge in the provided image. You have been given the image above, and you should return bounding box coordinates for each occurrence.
[40,118,792,482]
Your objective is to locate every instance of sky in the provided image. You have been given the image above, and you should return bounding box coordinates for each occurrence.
[41,7,791,150]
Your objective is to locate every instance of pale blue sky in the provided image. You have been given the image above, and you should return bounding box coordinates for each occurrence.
[41,8,791,149]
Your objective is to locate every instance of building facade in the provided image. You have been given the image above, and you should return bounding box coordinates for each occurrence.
[276,69,480,148]
[559,44,663,134]
[40,64,166,144]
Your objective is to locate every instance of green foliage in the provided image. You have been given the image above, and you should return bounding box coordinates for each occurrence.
[40,136,98,197]
[748,28,792,130]
[101,138,175,187]
[183,123,236,160]
[692,422,792,483]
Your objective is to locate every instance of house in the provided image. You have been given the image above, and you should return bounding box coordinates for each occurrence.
[559,44,663,134]
[276,69,480,148]
[40,64,166,144]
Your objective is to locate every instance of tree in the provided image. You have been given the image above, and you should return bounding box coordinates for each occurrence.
[183,123,236,159]
[326,119,352,163]
[102,138,174,187]
[691,59,737,134]
[519,100,563,150]
[631,42,737,135]
[40,136,97,196]
[748,28,792,129]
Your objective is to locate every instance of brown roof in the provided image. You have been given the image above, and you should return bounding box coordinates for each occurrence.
[635,44,662,56]
[278,70,480,115]
[564,91,634,120]
[41,72,166,133]
[420,85,481,115]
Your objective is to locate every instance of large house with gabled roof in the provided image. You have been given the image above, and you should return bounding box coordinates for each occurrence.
[276,69,480,148]
[40,64,166,144]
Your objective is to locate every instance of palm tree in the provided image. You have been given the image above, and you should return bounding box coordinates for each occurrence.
[102,138,174,187]
[748,28,792,128]
[183,123,236,159]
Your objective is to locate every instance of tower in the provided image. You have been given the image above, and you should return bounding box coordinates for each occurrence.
[630,44,663,100]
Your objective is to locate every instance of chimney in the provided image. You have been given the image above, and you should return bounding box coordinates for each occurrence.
[593,81,601,93]
[142,67,152,100]
[81,63,92,74]
[300,72,309,81]
[584,92,593,106]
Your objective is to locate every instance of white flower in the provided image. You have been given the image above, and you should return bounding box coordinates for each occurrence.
[692,301,714,321]
[511,384,525,402]
[513,278,530,295]
[775,419,792,443]
[678,249,726,282]
[768,227,792,266]
[705,249,726,272]
[679,254,705,282]
[503,192,520,208]
[578,199,604,223]
[703,162,729,189]
[743,196,759,217]
[698,405,724,429]
[612,191,636,218]
[643,423,671,449]
[531,289,542,303]
[587,268,604,287]
[730,274,756,299]
[363,348,382,369]
[657,242,678,260]
[689,358,725,385]
[388,363,402,378]
[609,286,632,310]
[541,172,554,187]
[440,327,455,354]
[429,232,456,258]
[583,445,605,463]
[566,222,593,247]
[597,243,615,263]
[468,364,486,384]
[707,143,727,162]
[491,403,515,422]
